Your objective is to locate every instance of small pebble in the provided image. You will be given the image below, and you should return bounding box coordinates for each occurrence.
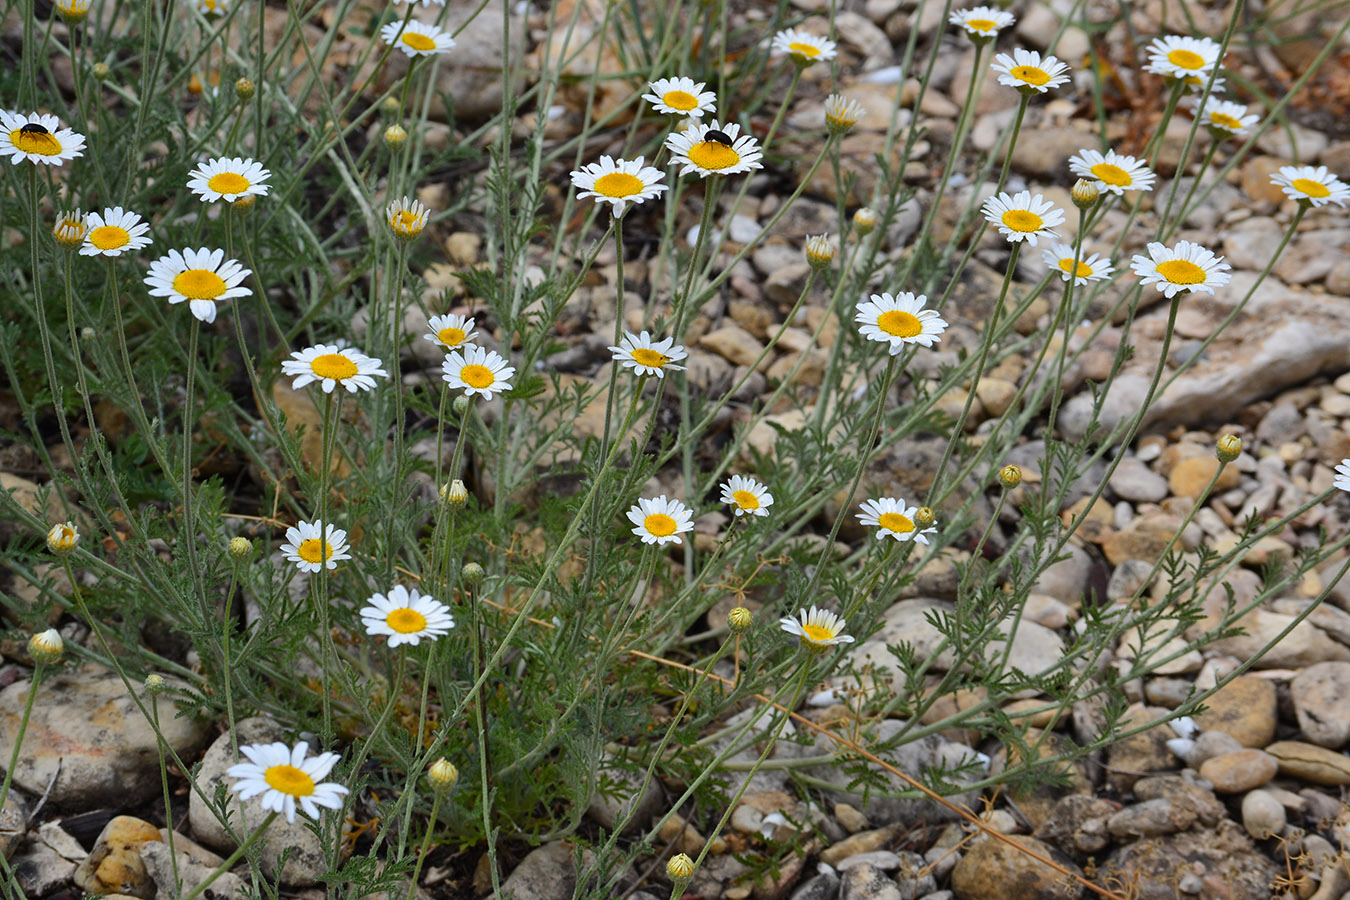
[1240,789,1285,839]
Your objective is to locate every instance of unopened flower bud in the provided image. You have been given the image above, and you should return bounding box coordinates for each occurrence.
[998,465,1022,489]
[47,522,80,556]
[853,207,878,235]
[145,673,166,695]
[228,536,253,561]
[1071,178,1101,209]
[804,234,835,270]
[667,853,695,881]
[381,95,401,117]
[29,628,64,665]
[1216,434,1242,463]
[427,758,459,790]
[823,94,865,136]
[913,507,935,529]
[384,123,408,151]
[461,561,485,585]
[441,479,468,508]
[728,606,752,634]
[229,193,256,214]
[92,62,110,81]
[453,395,472,416]
[234,77,255,101]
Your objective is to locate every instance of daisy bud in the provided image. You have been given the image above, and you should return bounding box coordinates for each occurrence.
[145,673,166,695]
[53,209,88,250]
[230,194,256,215]
[461,561,485,585]
[235,77,255,101]
[853,207,878,235]
[667,853,696,881]
[381,95,401,117]
[92,62,110,80]
[453,395,472,416]
[47,522,80,556]
[427,758,459,791]
[1216,434,1242,463]
[1071,178,1100,209]
[999,465,1022,489]
[441,479,468,508]
[804,234,835,270]
[29,628,64,665]
[56,0,92,24]
[228,536,254,562]
[384,123,408,151]
[728,606,752,634]
[823,94,865,136]
[913,507,935,529]
[81,327,96,341]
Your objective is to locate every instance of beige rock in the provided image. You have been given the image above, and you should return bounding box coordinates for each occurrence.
[1193,675,1277,748]
[443,232,481,266]
[72,816,162,899]
[1290,661,1350,748]
[1168,455,1240,499]
[818,826,898,865]
[1265,740,1350,785]
[1198,749,1279,793]
[1240,789,1285,839]
[699,325,766,369]
[950,835,1083,900]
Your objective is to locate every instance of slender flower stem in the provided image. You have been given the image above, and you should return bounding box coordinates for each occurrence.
[182,319,205,618]
[149,692,182,894]
[0,661,44,815]
[407,790,443,900]
[179,812,279,900]
[674,177,721,336]
[994,94,1030,194]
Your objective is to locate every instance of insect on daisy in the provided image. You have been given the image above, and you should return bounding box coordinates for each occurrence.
[1269,165,1350,209]
[641,77,717,119]
[81,207,153,257]
[53,209,88,249]
[981,191,1066,246]
[779,606,855,653]
[665,120,764,179]
[0,112,86,166]
[854,292,947,353]
[1334,459,1350,493]
[609,330,688,378]
[1068,149,1156,195]
[226,741,349,824]
[1143,35,1221,82]
[187,156,271,204]
[1130,240,1231,298]
[721,475,774,518]
[949,6,1015,40]
[1041,243,1114,286]
[857,497,937,543]
[281,344,389,393]
[990,48,1070,94]
[1190,97,1258,139]
[570,156,667,216]
[824,94,865,135]
[360,585,455,647]
[424,313,478,351]
[627,495,694,546]
[381,19,456,57]
[280,520,352,573]
[771,28,837,66]
[145,248,252,324]
[442,344,516,399]
[387,196,430,241]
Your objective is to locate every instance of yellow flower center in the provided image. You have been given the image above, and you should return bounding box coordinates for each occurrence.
[437,326,467,347]
[687,141,741,171]
[310,353,359,380]
[789,41,821,58]
[11,128,62,156]
[461,364,495,389]
[402,31,437,51]
[1090,162,1132,187]
[89,225,130,251]
[207,171,251,195]
[1210,112,1241,131]
[297,538,330,564]
[55,219,85,243]
[1290,178,1331,199]
[1155,259,1206,285]
[644,513,677,537]
[877,512,915,533]
[732,489,760,510]
[1010,65,1050,86]
[876,309,922,338]
[593,172,645,198]
[387,608,428,634]
[392,210,422,232]
[263,764,315,797]
[1166,48,1205,70]
[662,89,698,111]
[801,623,834,643]
[630,348,671,368]
[966,17,997,31]
[52,526,76,549]
[1059,258,1092,278]
[173,268,227,300]
[1001,209,1044,233]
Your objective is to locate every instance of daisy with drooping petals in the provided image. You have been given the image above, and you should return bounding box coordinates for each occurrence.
[47,522,80,555]
[1068,149,1156,195]
[1334,459,1350,493]
[1041,243,1114,286]
[442,344,515,399]
[665,120,763,179]
[1130,240,1231,298]
[145,248,252,324]
[1144,35,1220,81]
[1189,97,1258,138]
[949,6,1015,39]
[1181,72,1225,94]
[53,209,88,249]
[282,344,389,393]
[721,475,774,518]
[0,112,85,166]
[824,94,866,134]
[609,331,688,378]
[641,77,717,119]
[360,585,455,647]
[227,741,349,824]
[55,0,92,23]
[779,606,855,653]
[81,207,153,257]
[571,156,667,216]
[381,19,456,57]
[1269,165,1350,209]
[627,495,694,546]
[387,196,430,241]
[424,313,478,351]
[187,157,271,203]
[981,191,1066,246]
[857,497,937,543]
[280,520,352,572]
[195,0,229,15]
[990,48,1070,94]
[771,28,837,65]
[855,292,947,353]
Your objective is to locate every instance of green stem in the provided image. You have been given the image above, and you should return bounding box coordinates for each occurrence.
[179,812,279,900]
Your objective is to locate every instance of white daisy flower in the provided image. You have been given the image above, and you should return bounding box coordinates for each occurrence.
[187,157,271,204]
[1144,35,1221,81]
[1269,165,1350,209]
[854,292,947,353]
[720,475,774,518]
[55,0,92,23]
[424,313,478,350]
[981,191,1066,246]
[145,247,252,324]
[195,0,229,15]
[46,522,80,555]
[627,495,694,546]
[949,6,1015,38]
[387,196,430,241]
[0,111,86,166]
[608,330,688,378]
[52,209,88,249]
[80,207,153,257]
[1130,240,1231,298]
[360,584,455,647]
[226,741,349,824]
[279,519,352,573]
[779,606,855,652]
[771,28,837,65]
[857,497,937,543]
[664,120,764,179]
[1041,243,1115,286]
[1068,148,1156,195]
[990,48,1070,94]
[641,76,717,118]
[1190,97,1258,138]
[381,19,456,57]
[442,344,515,398]
[824,94,866,134]
[1334,459,1350,493]
[570,156,668,216]
[281,344,389,393]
